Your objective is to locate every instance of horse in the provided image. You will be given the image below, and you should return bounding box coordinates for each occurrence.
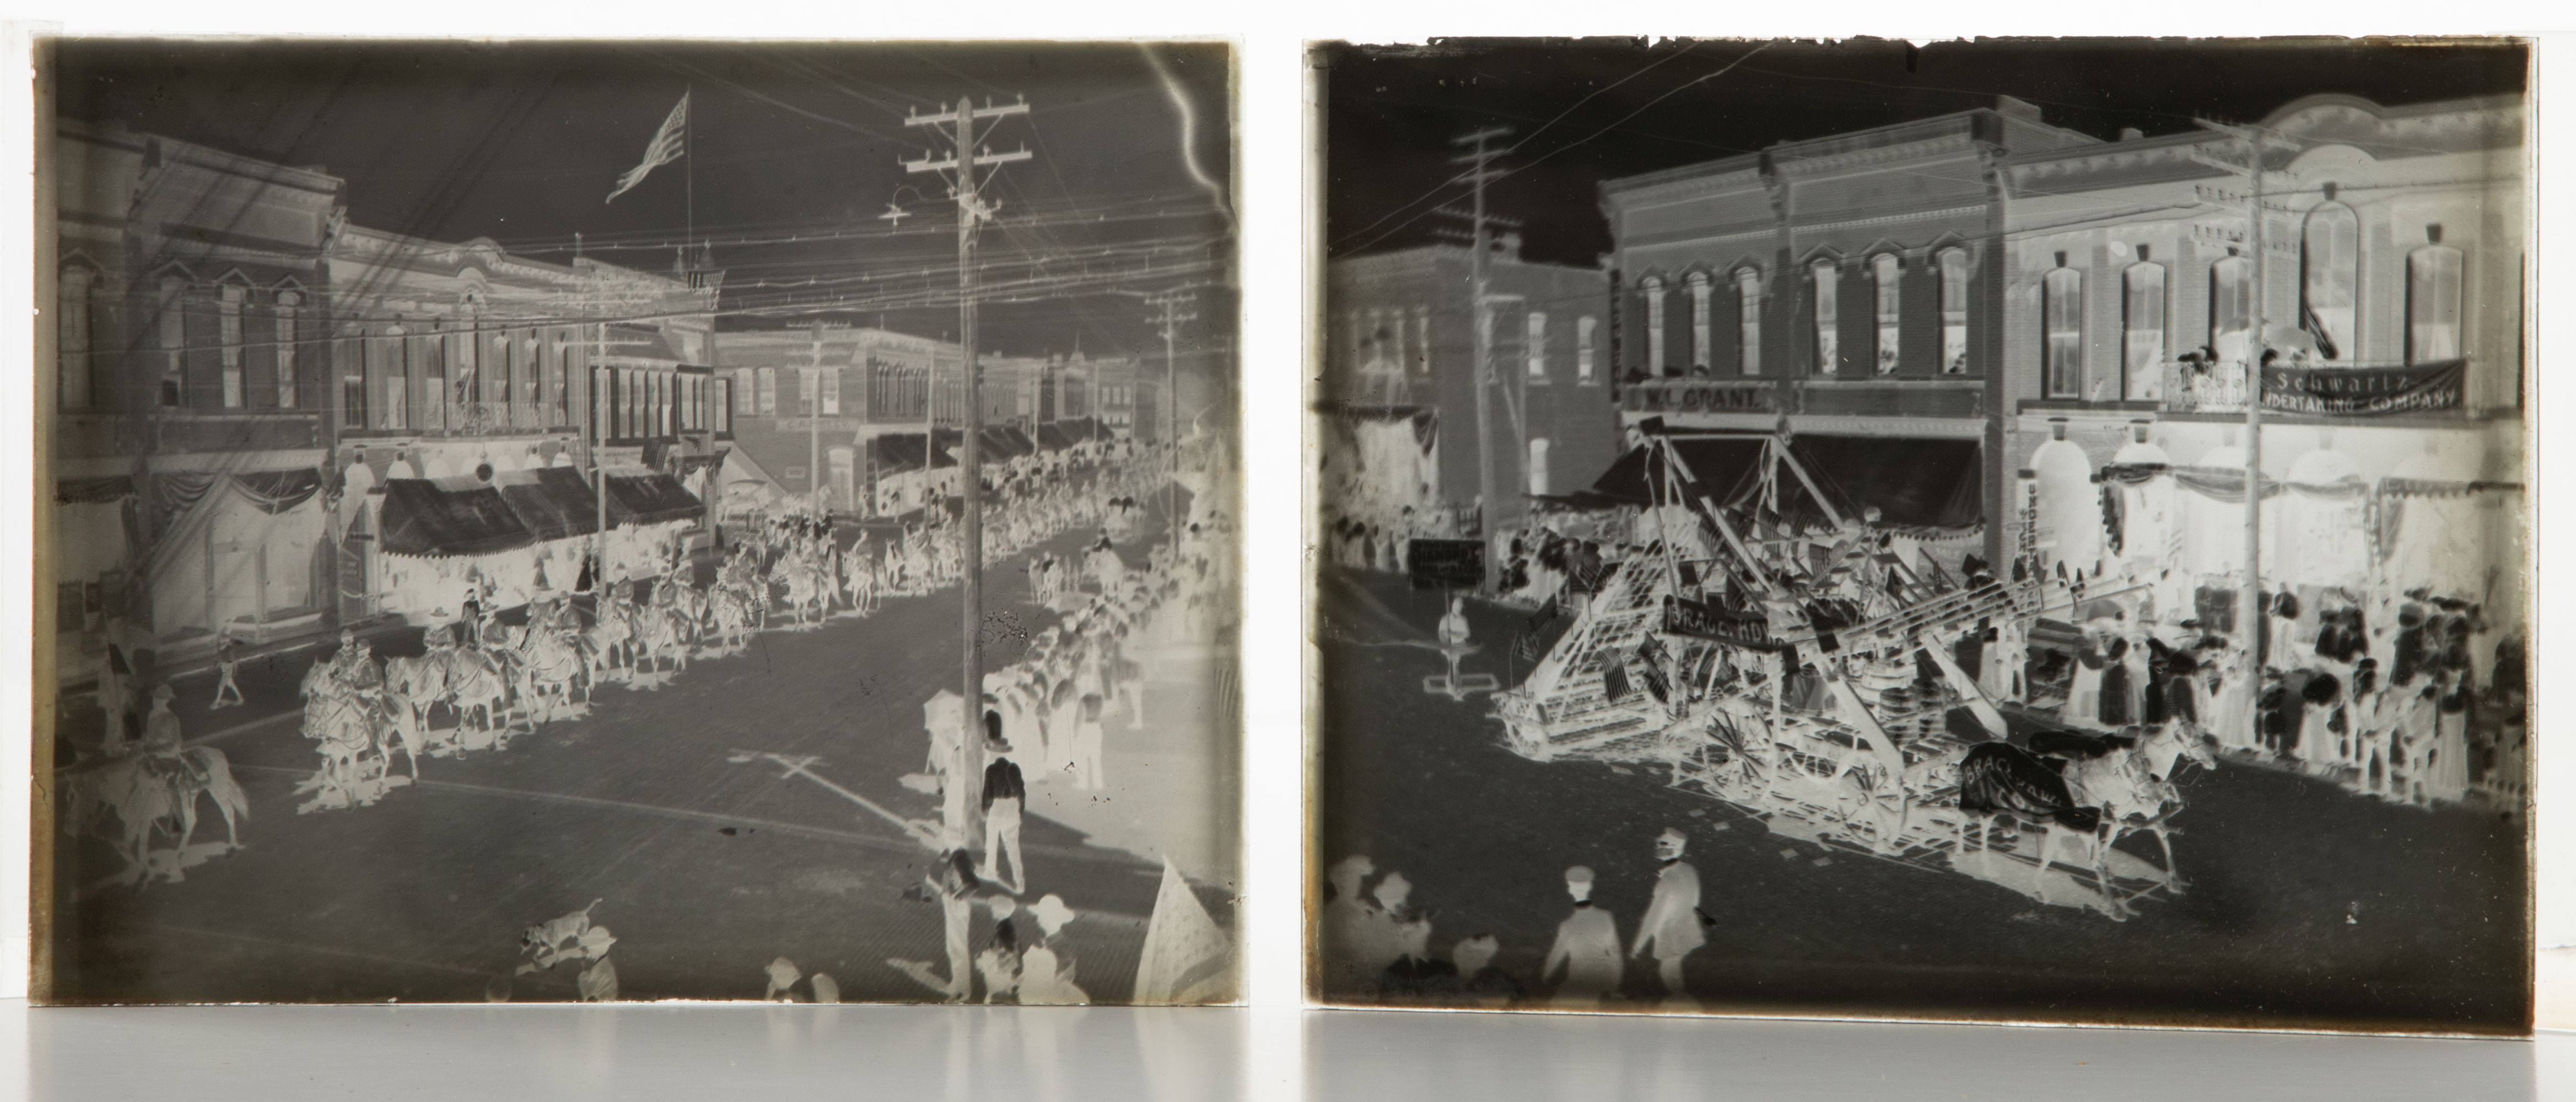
[771,557,831,627]
[515,625,591,719]
[632,603,693,675]
[300,678,383,808]
[381,655,448,773]
[442,645,516,745]
[707,584,756,649]
[66,749,245,887]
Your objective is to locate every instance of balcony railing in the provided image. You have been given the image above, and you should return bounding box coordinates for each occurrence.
[2160,358,2472,417]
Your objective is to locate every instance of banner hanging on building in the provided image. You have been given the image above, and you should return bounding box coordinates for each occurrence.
[2261,360,2465,415]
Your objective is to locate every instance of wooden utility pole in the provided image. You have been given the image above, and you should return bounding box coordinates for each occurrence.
[1452,126,1511,591]
[1147,287,1198,544]
[905,95,1031,842]
[2194,118,2299,738]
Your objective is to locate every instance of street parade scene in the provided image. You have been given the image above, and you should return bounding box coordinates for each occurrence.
[40,41,1241,1005]
[1312,39,2531,1033]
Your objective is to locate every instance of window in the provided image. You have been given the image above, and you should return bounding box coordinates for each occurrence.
[274,292,301,408]
[521,334,541,425]
[622,368,640,438]
[2302,202,2358,360]
[1937,248,1968,375]
[57,266,93,410]
[757,367,777,415]
[714,377,732,434]
[381,326,409,429]
[2407,246,2464,363]
[421,331,446,431]
[340,327,367,428]
[1871,253,1901,375]
[549,339,570,425]
[158,277,186,408]
[1527,437,1552,496]
[1641,276,1667,375]
[1736,268,1761,376]
[1526,311,1549,380]
[2122,260,2167,400]
[456,323,479,423]
[797,364,820,414]
[2043,266,2084,398]
[219,283,246,408]
[1810,259,1840,374]
[1687,272,1712,371]
[1576,316,1597,383]
[1413,307,1431,377]
[823,366,843,414]
[2209,255,2253,364]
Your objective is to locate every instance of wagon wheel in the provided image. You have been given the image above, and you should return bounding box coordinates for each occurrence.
[1828,765,1909,844]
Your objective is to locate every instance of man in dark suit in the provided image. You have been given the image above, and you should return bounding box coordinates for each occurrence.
[980,720,1027,895]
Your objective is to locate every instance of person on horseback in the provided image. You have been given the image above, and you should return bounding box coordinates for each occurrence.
[136,684,214,788]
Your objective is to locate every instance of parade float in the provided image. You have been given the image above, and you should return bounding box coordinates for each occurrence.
[1488,425,2190,919]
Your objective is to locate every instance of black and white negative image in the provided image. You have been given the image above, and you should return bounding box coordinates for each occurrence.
[36,39,1241,1006]
[1311,38,2530,1033]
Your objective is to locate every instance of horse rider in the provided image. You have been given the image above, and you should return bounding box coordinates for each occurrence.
[328,630,388,724]
[136,683,212,786]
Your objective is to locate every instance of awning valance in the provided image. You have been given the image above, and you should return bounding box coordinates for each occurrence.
[56,474,135,505]
[495,466,600,542]
[379,477,536,557]
[603,469,704,527]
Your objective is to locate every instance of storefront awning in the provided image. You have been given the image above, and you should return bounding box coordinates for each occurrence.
[603,469,704,527]
[1785,436,1983,531]
[495,466,600,542]
[1576,437,1770,510]
[56,474,135,504]
[380,477,537,557]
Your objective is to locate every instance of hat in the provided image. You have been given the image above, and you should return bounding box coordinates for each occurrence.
[151,684,177,702]
[1027,894,1077,931]
[1564,865,1594,886]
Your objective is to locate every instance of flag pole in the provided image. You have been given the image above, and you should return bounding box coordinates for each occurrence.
[684,87,695,264]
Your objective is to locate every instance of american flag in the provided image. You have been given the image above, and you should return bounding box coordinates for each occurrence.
[607,93,689,204]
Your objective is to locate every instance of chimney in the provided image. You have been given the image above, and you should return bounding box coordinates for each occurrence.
[2119,127,2146,142]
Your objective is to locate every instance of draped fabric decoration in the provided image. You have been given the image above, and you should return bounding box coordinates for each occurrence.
[2168,465,2288,504]
[1334,409,1441,526]
[232,468,325,515]
[154,471,223,532]
[2100,482,2126,557]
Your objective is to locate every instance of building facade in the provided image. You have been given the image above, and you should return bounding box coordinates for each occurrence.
[45,120,727,673]
[50,121,344,678]
[1995,94,2526,637]
[1322,241,1620,540]
[1597,98,2099,563]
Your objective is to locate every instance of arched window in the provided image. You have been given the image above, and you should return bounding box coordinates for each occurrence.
[757,366,778,415]
[1810,258,1840,374]
[1686,272,1712,372]
[57,265,95,410]
[822,363,843,414]
[2209,254,2253,364]
[2302,202,2359,360]
[2042,263,2084,398]
[1734,268,1761,376]
[157,276,187,408]
[274,290,302,409]
[1640,276,1667,375]
[2121,257,2167,400]
[1871,253,1901,375]
[2407,245,2464,364]
[218,281,247,408]
[1526,311,1549,380]
[1936,247,1969,374]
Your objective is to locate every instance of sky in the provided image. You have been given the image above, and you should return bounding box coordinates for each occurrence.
[1319,37,2529,267]
[51,39,1235,361]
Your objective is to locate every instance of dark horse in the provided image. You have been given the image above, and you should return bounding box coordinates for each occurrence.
[1955,742,2102,833]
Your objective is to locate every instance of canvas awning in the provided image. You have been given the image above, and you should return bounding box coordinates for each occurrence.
[603,469,704,527]
[1784,435,1983,531]
[608,468,711,530]
[980,425,1037,461]
[494,466,600,542]
[56,474,136,504]
[379,476,537,557]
